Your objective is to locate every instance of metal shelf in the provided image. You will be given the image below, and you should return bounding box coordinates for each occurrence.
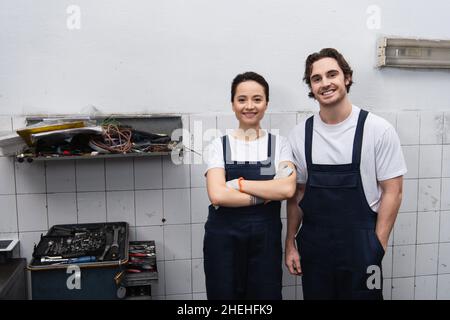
[17,150,182,162]
[13,114,184,163]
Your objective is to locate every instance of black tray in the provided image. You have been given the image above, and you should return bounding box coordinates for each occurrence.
[28,222,129,270]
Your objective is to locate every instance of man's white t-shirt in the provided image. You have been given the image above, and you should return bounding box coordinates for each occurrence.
[204,130,294,174]
[288,105,407,212]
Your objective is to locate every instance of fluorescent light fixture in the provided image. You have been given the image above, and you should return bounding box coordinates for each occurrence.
[377,37,450,69]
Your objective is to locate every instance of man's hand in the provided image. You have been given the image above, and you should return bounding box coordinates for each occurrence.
[285,243,302,276]
[376,231,388,252]
[376,176,403,253]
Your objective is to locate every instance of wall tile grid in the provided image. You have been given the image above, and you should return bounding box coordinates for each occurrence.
[394,111,449,300]
[0,111,449,300]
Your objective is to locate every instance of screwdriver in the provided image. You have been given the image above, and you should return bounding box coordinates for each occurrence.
[41,256,96,264]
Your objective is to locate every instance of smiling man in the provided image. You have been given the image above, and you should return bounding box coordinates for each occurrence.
[285,48,407,300]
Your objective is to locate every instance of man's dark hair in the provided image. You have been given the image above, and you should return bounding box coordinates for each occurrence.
[303,48,354,98]
[231,71,269,102]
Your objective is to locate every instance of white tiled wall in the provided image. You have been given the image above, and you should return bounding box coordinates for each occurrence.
[415,275,437,300]
[393,111,449,300]
[1,110,449,300]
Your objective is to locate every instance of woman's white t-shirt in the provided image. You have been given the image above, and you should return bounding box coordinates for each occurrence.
[204,130,294,174]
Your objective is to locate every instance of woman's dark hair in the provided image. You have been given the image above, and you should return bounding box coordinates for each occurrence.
[231,72,269,102]
[303,48,353,98]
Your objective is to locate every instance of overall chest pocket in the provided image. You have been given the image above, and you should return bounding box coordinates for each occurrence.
[309,171,358,189]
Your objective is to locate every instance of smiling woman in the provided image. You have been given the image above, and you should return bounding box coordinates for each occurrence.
[231,73,269,134]
[202,72,296,300]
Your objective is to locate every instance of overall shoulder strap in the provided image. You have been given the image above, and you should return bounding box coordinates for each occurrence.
[351,109,369,168]
[268,133,274,158]
[304,115,314,167]
[222,135,233,165]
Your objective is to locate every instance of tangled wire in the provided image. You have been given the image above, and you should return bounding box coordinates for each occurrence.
[90,124,133,153]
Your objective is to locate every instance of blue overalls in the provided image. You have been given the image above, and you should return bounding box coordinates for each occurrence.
[297,110,385,300]
[203,134,282,300]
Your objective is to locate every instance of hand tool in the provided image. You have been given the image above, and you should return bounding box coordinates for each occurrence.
[41,256,96,264]
[44,240,54,255]
[99,231,113,261]
[109,226,121,260]
[65,256,96,264]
